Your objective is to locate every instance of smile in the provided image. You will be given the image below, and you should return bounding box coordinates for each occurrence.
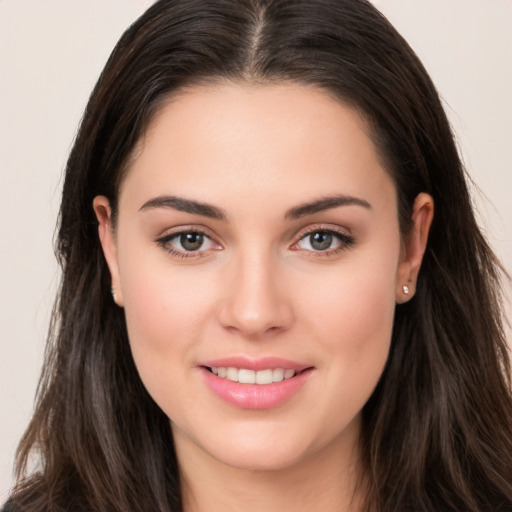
[208,367,297,385]
[200,358,314,409]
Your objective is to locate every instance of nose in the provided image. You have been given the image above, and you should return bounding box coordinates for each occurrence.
[217,250,294,338]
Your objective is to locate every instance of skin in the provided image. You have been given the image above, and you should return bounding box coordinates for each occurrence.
[94,83,433,512]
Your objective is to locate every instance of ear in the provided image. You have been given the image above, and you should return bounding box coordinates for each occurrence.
[396,192,434,304]
[93,196,124,307]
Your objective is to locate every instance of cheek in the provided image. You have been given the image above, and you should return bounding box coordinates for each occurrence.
[125,279,214,338]
[303,244,398,346]
[117,250,218,402]
[300,245,399,408]
[336,271,395,351]
[307,272,395,381]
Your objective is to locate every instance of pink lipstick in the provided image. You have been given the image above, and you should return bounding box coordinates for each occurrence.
[199,356,314,409]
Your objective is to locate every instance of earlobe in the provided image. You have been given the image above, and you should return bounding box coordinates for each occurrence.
[396,193,434,303]
[93,196,124,307]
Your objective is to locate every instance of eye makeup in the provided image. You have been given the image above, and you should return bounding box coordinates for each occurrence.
[154,222,355,260]
[155,226,222,259]
[290,224,355,257]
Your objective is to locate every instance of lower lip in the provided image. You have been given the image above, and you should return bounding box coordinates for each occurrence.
[200,367,313,409]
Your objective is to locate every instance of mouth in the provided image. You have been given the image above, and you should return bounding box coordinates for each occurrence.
[203,366,303,385]
[199,357,314,409]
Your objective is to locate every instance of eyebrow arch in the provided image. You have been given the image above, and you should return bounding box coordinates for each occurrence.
[285,195,372,220]
[139,195,227,220]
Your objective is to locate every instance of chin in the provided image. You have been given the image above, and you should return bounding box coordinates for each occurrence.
[212,443,311,473]
[195,423,331,473]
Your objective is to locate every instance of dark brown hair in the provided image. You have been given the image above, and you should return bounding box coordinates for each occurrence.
[9,1,512,511]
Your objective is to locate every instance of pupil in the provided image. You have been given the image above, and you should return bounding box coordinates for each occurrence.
[310,232,332,251]
[180,233,204,251]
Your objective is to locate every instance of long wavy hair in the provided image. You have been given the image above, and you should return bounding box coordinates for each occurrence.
[10,0,512,511]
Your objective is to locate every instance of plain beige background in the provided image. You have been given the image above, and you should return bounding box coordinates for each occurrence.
[1,0,511,503]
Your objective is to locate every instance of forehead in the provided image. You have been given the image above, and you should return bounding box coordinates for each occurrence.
[119,82,396,214]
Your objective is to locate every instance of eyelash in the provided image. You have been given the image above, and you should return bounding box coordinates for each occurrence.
[155,225,355,259]
[291,226,355,256]
[156,227,220,259]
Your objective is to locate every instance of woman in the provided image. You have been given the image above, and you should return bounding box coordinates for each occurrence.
[5,0,512,511]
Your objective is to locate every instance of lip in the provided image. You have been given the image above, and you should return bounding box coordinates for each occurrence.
[199,356,314,410]
[200,356,311,372]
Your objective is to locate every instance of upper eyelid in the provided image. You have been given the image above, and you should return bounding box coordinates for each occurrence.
[293,223,352,240]
[290,224,355,251]
[155,225,218,241]
[154,223,353,249]
[155,227,223,255]
[155,228,221,258]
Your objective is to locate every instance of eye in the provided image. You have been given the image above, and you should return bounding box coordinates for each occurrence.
[156,229,221,257]
[177,232,207,251]
[292,228,354,254]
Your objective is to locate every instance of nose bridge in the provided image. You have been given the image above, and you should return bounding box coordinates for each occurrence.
[219,244,293,337]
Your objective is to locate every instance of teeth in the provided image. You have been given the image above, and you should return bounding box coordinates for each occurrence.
[255,369,272,384]
[210,367,297,385]
[226,367,238,381]
[239,369,256,384]
[284,369,295,379]
[272,368,284,382]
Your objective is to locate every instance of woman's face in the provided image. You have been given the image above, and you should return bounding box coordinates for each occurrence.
[95,83,430,472]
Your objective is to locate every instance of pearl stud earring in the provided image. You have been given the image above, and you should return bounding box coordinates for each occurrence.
[403,285,409,295]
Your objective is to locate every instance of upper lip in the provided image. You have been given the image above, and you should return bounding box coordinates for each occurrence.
[199,356,312,372]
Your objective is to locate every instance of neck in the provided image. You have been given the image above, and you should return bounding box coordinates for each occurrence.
[174,417,365,512]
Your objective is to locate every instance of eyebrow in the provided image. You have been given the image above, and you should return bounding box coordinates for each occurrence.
[139,196,227,220]
[284,195,372,220]
[139,193,371,221]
